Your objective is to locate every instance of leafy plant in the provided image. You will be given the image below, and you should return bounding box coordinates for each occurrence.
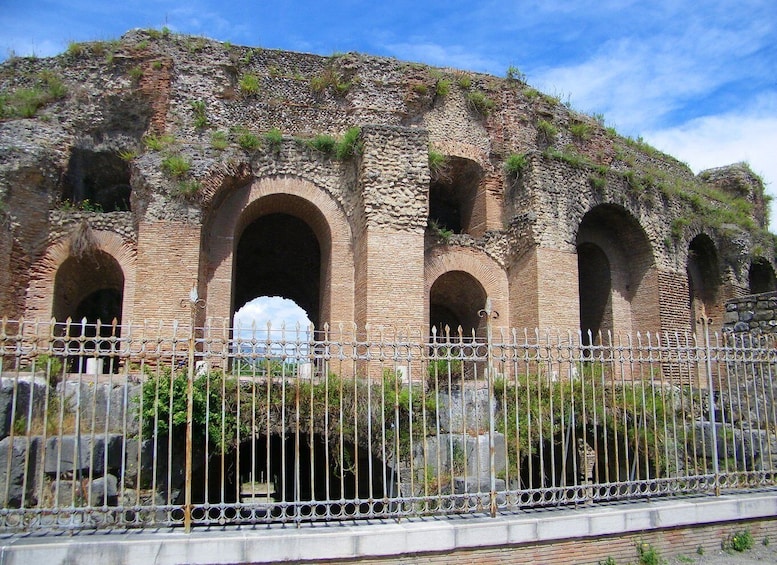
[0,71,67,119]
[191,100,208,129]
[176,180,201,198]
[506,65,526,82]
[211,131,229,151]
[537,120,558,143]
[118,149,138,162]
[466,90,494,116]
[435,78,451,97]
[570,122,593,141]
[427,218,453,243]
[144,133,175,151]
[128,66,144,81]
[428,150,448,179]
[724,530,754,552]
[455,73,472,89]
[334,127,362,160]
[308,133,337,155]
[235,127,261,151]
[239,73,261,95]
[263,128,283,153]
[161,154,191,178]
[637,542,665,565]
[504,153,527,176]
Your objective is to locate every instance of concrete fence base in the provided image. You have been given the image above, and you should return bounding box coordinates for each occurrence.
[2,491,777,565]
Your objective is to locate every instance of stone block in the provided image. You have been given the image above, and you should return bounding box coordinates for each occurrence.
[44,434,124,476]
[59,381,140,436]
[0,436,41,507]
[89,473,118,506]
[0,376,48,440]
[436,387,494,434]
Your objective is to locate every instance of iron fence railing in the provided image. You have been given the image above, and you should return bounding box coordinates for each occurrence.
[0,312,776,532]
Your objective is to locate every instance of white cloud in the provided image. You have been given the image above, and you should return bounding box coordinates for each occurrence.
[234,296,312,331]
[644,95,777,231]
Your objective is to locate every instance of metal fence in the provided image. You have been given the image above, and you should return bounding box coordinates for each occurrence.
[1,310,776,532]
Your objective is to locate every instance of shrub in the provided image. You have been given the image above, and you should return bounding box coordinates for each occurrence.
[211,131,229,151]
[334,127,362,160]
[144,133,175,151]
[308,133,337,155]
[191,100,208,129]
[466,91,494,115]
[435,78,451,97]
[537,119,558,143]
[263,128,283,153]
[455,73,472,89]
[636,542,665,565]
[239,73,261,95]
[506,65,526,82]
[176,180,201,198]
[570,122,593,141]
[428,150,448,179]
[161,154,191,178]
[66,41,85,58]
[128,66,144,81]
[724,530,754,552]
[504,153,527,176]
[235,128,261,151]
[0,72,67,119]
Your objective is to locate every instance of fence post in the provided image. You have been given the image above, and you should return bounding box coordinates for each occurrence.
[479,298,499,517]
[700,315,720,495]
[181,285,205,532]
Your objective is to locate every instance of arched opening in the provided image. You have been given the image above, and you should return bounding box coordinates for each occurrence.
[576,204,656,337]
[62,148,132,212]
[577,242,612,344]
[429,271,487,336]
[234,211,322,328]
[428,156,482,235]
[687,234,720,331]
[52,251,125,372]
[749,257,776,294]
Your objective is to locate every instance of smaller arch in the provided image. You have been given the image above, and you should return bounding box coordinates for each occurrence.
[425,246,509,335]
[749,257,776,294]
[687,233,721,330]
[25,230,136,323]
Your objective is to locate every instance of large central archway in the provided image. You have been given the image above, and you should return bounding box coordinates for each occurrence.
[235,213,321,327]
[204,176,355,329]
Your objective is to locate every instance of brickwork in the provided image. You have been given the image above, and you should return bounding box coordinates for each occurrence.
[319,518,777,565]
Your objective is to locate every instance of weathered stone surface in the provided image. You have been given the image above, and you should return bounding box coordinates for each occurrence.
[59,381,140,436]
[43,434,124,476]
[436,387,494,434]
[0,436,41,507]
[0,376,48,440]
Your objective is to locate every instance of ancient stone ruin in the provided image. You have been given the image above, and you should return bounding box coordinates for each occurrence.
[0,28,775,338]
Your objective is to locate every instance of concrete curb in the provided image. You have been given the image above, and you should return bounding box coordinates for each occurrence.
[2,492,776,564]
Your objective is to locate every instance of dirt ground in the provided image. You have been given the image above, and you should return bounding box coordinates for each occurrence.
[665,542,777,564]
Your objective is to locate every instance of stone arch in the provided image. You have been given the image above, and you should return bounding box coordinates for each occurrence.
[749,256,776,294]
[576,204,658,337]
[25,230,136,323]
[204,175,354,328]
[425,247,509,335]
[687,233,722,332]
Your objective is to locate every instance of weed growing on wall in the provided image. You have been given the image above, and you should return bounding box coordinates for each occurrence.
[504,153,528,177]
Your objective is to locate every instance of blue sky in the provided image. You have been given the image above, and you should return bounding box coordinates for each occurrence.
[2,1,775,326]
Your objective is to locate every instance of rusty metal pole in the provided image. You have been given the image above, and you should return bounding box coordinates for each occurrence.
[700,315,720,495]
[181,285,204,532]
[479,298,499,518]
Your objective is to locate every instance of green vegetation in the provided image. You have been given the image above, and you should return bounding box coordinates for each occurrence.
[211,130,229,151]
[263,127,283,153]
[235,127,261,151]
[570,121,593,141]
[427,218,453,243]
[435,78,451,97]
[307,133,337,155]
[637,542,665,565]
[428,149,448,179]
[0,71,67,119]
[455,73,472,89]
[466,90,495,116]
[310,65,352,97]
[144,133,176,151]
[506,65,526,82]
[175,179,201,198]
[118,149,138,162]
[724,530,754,553]
[334,126,362,160]
[128,66,144,81]
[191,100,208,129]
[504,153,528,177]
[537,119,558,143]
[239,72,261,95]
[161,154,191,178]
